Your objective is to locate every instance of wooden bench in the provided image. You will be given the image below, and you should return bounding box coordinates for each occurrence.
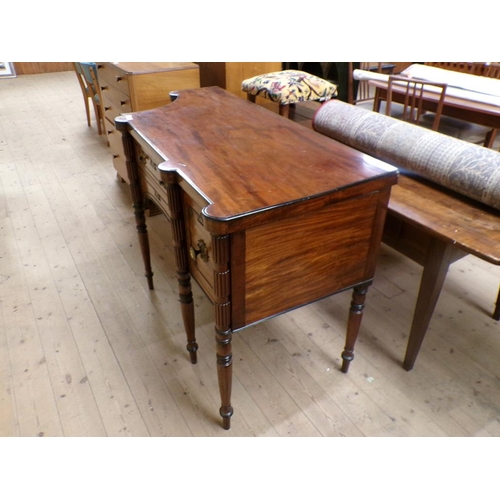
[384,174,500,370]
[312,99,500,370]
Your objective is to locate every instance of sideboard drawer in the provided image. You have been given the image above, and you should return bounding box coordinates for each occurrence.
[141,166,171,218]
[136,146,163,183]
[184,196,214,298]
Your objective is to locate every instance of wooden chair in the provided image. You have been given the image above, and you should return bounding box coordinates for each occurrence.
[469,62,489,76]
[74,63,92,127]
[73,62,105,135]
[348,62,395,105]
[485,62,500,79]
[425,62,495,77]
[384,75,447,131]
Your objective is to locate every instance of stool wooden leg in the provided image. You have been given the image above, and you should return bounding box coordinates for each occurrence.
[279,104,289,118]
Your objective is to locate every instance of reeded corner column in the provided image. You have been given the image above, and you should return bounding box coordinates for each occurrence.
[115,116,154,290]
[163,175,198,364]
[212,234,233,429]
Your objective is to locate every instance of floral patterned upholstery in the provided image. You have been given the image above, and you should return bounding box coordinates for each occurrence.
[313,100,500,211]
[242,70,338,105]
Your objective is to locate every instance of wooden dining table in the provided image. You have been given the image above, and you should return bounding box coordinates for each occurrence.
[370,78,500,148]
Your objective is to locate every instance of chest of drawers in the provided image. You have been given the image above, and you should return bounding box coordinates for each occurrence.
[116,87,398,429]
[97,62,200,183]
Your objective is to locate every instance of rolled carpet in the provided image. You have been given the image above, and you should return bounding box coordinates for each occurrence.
[313,100,500,211]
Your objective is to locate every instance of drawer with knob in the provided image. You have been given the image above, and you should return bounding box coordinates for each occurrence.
[97,62,200,184]
[183,195,214,298]
[135,146,163,184]
[105,120,128,182]
[96,63,130,95]
[101,86,132,123]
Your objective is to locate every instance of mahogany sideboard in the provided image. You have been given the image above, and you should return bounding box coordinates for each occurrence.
[115,87,398,429]
[97,62,200,183]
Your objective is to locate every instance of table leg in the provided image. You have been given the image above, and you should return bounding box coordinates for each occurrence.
[213,234,233,429]
[483,128,498,149]
[216,328,233,430]
[493,287,500,321]
[133,204,154,290]
[373,87,383,113]
[117,118,154,290]
[403,238,455,371]
[165,182,198,364]
[341,284,369,373]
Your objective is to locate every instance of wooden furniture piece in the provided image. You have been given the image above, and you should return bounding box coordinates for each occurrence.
[115,86,398,429]
[313,99,500,372]
[96,62,200,183]
[347,62,396,105]
[383,174,500,369]
[241,70,337,118]
[371,78,500,148]
[385,75,447,131]
[196,62,281,99]
[425,62,491,76]
[486,63,500,79]
[73,62,105,135]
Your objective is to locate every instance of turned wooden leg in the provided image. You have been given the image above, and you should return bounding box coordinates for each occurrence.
[493,286,500,321]
[341,284,369,373]
[403,239,455,371]
[165,180,198,364]
[133,204,154,290]
[216,329,233,430]
[213,234,233,429]
[177,269,197,364]
[115,115,154,290]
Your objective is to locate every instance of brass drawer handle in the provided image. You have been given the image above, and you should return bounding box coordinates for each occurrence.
[189,240,209,262]
[138,153,149,166]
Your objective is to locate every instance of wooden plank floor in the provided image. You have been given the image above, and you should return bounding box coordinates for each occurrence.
[1,71,500,437]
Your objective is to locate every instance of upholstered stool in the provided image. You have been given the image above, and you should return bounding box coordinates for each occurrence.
[242,70,338,118]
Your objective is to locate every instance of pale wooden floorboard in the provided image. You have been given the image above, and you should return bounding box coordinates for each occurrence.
[1,71,500,437]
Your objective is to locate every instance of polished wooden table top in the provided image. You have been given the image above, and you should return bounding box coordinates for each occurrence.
[126,86,398,231]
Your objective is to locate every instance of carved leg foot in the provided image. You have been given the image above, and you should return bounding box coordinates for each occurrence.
[341,285,368,373]
[217,329,233,429]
